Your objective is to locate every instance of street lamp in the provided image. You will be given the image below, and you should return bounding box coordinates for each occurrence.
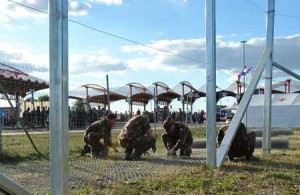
[241,40,247,126]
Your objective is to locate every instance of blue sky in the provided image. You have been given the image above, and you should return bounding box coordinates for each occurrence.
[0,0,299,112]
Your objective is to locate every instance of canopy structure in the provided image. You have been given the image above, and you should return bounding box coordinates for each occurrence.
[69,84,126,104]
[115,82,153,105]
[173,81,206,103]
[0,63,49,98]
[150,82,180,105]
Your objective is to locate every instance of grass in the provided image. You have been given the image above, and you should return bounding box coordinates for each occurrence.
[110,129,300,195]
[1,127,300,194]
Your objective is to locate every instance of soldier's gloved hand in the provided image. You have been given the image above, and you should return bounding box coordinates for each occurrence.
[151,145,156,153]
[167,149,176,156]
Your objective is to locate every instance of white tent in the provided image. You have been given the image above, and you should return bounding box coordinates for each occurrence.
[247,93,300,127]
[221,102,238,111]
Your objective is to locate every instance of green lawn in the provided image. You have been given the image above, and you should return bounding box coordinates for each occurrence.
[0,127,299,194]
[110,129,300,195]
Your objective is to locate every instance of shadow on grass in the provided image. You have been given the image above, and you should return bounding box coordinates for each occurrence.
[222,157,300,174]
[0,152,49,164]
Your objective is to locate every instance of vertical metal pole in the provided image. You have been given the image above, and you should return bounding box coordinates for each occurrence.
[106,75,110,113]
[49,0,69,194]
[153,87,157,132]
[130,86,133,117]
[30,89,35,108]
[185,94,188,125]
[0,116,2,154]
[205,0,217,168]
[263,0,275,154]
[191,97,193,117]
[241,41,247,127]
[182,84,185,113]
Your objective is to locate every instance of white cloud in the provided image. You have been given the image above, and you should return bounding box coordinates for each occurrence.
[0,0,91,27]
[89,0,122,5]
[122,34,300,79]
[0,42,128,84]
[69,0,92,16]
[69,52,128,76]
[0,42,48,73]
[168,0,187,5]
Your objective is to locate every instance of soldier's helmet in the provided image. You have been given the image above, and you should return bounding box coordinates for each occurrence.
[163,117,174,132]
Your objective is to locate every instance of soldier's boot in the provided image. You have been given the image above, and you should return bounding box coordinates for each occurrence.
[247,155,260,161]
[125,148,133,161]
[179,149,185,157]
[80,144,91,156]
[131,150,142,160]
[179,148,192,157]
[91,147,101,159]
[186,148,192,157]
[99,143,109,157]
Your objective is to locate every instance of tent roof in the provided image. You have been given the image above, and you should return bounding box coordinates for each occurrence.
[0,63,49,97]
[69,84,126,104]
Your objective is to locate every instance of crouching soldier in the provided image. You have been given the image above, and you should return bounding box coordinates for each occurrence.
[218,121,259,161]
[118,111,156,161]
[81,114,118,159]
[162,117,193,157]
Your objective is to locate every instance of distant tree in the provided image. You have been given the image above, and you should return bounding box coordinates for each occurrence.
[38,95,50,102]
[73,99,84,109]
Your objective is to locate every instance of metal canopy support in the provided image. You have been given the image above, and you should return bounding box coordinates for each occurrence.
[106,75,110,113]
[273,62,300,81]
[205,0,217,168]
[263,0,275,154]
[49,0,69,194]
[217,48,271,167]
[182,83,185,113]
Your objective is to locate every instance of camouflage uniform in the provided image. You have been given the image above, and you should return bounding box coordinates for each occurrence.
[118,114,156,160]
[162,118,193,157]
[81,118,113,157]
[218,122,256,161]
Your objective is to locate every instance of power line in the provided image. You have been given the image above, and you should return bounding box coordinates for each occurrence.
[68,19,208,64]
[243,0,300,19]
[275,13,300,19]
[243,0,266,13]
[7,0,48,15]
[6,0,268,76]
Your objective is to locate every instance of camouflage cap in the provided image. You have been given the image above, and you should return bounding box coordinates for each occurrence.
[163,117,174,131]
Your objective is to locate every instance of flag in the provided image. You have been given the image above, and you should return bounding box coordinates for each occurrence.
[241,65,247,75]
[246,66,253,74]
[237,65,253,81]
[237,65,246,80]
